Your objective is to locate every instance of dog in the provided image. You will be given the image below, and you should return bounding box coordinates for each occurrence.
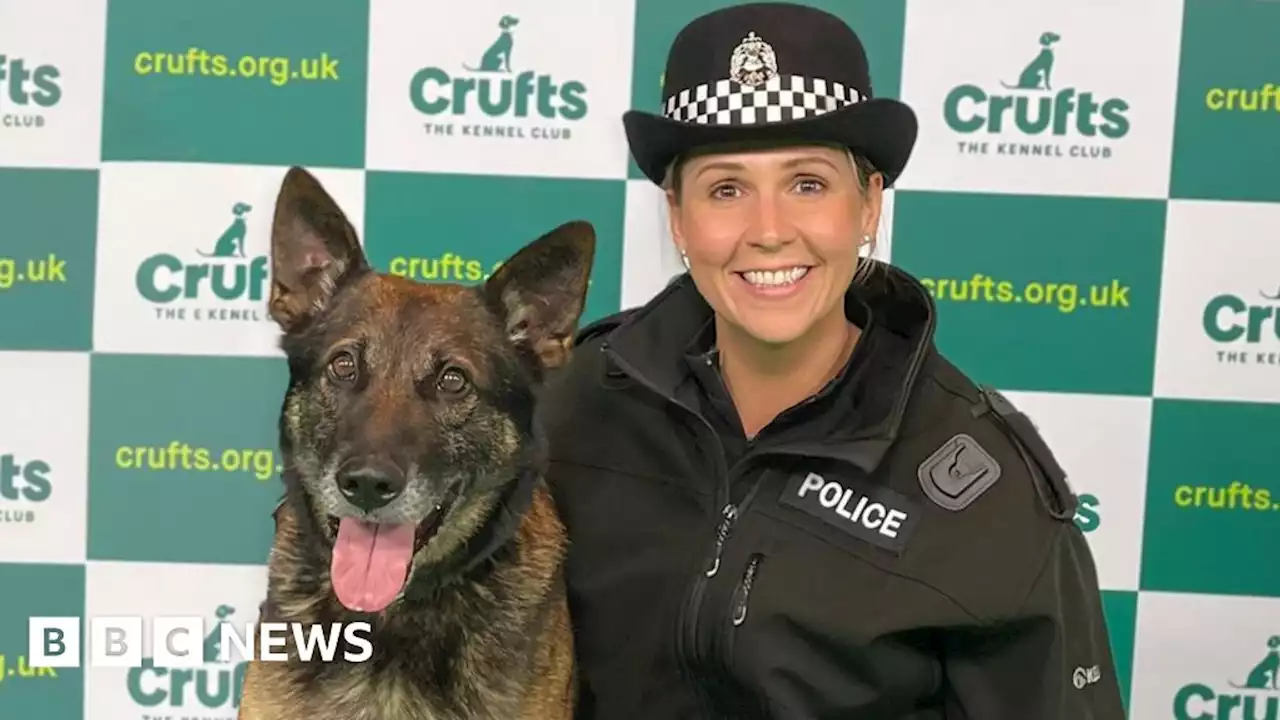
[237,166,594,720]
[200,201,252,258]
[465,15,519,73]
[1003,31,1061,90]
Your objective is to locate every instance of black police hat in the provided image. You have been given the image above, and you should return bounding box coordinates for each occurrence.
[623,2,918,188]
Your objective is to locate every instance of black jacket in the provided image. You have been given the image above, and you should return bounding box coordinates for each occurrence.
[542,262,1126,719]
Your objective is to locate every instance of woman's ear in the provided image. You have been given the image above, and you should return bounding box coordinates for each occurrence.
[664,189,684,246]
[860,174,885,238]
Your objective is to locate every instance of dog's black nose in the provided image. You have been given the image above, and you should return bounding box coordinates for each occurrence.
[337,462,406,512]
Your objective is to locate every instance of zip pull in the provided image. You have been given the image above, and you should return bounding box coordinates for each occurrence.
[704,503,739,577]
[731,554,762,626]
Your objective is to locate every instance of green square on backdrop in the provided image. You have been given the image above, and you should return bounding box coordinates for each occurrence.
[627,0,907,180]
[890,191,1165,395]
[88,354,286,564]
[0,168,97,351]
[363,172,626,327]
[1139,398,1280,598]
[1100,589,1137,712]
[0,563,85,720]
[1169,0,1280,202]
[101,0,369,167]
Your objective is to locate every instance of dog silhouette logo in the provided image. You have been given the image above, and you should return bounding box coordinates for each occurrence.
[1231,635,1280,691]
[1003,32,1062,91]
[465,15,519,73]
[198,202,252,258]
[201,604,236,663]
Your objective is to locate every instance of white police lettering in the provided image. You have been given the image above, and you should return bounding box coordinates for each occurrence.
[796,472,909,539]
[793,471,906,538]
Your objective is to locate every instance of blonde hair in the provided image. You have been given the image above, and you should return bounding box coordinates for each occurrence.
[661,145,885,285]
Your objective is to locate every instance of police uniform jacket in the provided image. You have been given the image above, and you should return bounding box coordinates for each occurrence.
[541,260,1128,719]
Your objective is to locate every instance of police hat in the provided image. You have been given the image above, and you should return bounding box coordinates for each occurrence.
[623,2,918,188]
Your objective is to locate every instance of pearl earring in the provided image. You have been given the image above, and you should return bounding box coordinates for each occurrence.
[680,250,690,269]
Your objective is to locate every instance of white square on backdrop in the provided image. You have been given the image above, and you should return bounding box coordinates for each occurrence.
[1000,389,1151,592]
[84,560,268,720]
[1154,199,1280,404]
[365,0,636,180]
[92,162,365,358]
[0,0,107,169]
[896,0,1183,199]
[0,350,88,564]
[1128,591,1280,716]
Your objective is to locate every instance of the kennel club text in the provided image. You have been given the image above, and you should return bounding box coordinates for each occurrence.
[27,617,373,667]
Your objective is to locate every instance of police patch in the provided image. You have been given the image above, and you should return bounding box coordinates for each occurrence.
[779,472,921,554]
[917,433,1002,511]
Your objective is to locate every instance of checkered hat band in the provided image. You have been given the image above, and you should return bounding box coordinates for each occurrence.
[662,74,862,125]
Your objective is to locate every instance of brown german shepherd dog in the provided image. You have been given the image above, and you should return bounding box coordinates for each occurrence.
[237,167,593,720]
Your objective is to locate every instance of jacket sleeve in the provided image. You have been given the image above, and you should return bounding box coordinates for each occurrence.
[938,517,1127,719]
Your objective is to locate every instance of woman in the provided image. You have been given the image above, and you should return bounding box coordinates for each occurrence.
[544,3,1126,718]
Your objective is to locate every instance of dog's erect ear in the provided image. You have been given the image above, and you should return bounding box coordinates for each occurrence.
[483,220,596,370]
[269,166,368,332]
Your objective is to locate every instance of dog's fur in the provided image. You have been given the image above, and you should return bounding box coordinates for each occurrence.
[238,167,594,720]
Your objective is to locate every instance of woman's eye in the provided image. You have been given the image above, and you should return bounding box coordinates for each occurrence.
[795,178,826,193]
[328,352,358,382]
[711,184,740,199]
[436,367,471,396]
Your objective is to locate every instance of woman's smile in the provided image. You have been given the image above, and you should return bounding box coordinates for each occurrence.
[733,264,815,299]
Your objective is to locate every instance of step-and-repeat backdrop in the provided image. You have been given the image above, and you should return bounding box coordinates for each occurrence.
[1,0,1276,717]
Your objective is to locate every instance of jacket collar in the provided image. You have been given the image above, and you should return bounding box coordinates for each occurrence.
[599,260,938,472]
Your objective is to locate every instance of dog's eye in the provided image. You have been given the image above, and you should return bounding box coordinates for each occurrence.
[436,367,470,395]
[328,352,358,383]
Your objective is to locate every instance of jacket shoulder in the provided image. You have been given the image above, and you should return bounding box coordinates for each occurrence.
[540,308,638,436]
[890,350,1083,611]
[909,350,1076,519]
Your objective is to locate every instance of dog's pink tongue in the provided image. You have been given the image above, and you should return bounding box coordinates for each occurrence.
[331,518,415,613]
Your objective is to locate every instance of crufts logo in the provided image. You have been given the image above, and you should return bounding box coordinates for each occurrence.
[134,201,270,323]
[0,452,52,524]
[1203,286,1280,367]
[0,54,61,130]
[943,32,1130,160]
[409,14,587,141]
[1173,635,1279,719]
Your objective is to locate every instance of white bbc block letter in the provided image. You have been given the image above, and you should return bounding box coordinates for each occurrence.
[28,617,80,668]
[152,617,203,668]
[90,616,142,667]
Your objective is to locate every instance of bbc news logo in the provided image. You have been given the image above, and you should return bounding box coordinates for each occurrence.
[28,616,373,667]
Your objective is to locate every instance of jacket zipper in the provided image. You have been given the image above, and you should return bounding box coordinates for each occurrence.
[730,553,762,628]
[603,344,729,717]
[712,552,762,690]
[724,551,764,666]
[677,465,771,713]
[604,343,777,715]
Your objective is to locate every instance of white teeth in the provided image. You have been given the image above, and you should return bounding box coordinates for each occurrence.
[741,266,809,287]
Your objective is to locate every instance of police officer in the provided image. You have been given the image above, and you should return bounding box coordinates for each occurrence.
[543,3,1127,718]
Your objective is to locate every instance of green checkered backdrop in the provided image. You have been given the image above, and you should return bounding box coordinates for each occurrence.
[2,0,1277,717]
